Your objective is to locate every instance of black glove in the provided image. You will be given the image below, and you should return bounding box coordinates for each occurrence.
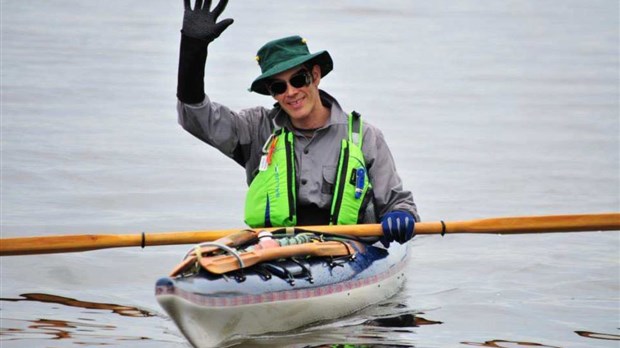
[177,0,234,104]
[182,0,234,42]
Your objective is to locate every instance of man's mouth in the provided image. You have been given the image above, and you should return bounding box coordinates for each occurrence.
[287,97,304,109]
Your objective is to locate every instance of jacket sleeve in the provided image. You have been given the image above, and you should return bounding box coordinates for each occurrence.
[176,96,270,170]
[362,126,420,222]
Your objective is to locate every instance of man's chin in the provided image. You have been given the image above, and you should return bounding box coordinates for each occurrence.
[284,108,309,120]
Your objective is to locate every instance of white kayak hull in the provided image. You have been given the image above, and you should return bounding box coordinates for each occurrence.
[156,242,409,347]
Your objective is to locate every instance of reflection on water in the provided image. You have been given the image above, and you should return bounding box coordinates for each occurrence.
[461,333,620,347]
[1,317,114,340]
[1,317,151,344]
[0,293,170,346]
[575,330,620,341]
[363,313,442,328]
[461,340,561,348]
[0,293,155,317]
[228,307,443,348]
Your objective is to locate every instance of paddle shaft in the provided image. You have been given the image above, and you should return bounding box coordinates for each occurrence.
[1,213,618,256]
[0,229,244,256]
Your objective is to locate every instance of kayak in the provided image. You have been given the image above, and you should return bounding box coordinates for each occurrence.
[155,230,409,348]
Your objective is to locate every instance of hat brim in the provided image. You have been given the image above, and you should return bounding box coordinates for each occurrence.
[250,50,333,95]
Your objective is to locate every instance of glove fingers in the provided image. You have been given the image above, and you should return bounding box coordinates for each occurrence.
[379,236,391,248]
[408,217,415,240]
[214,18,234,36]
[381,218,393,248]
[401,216,412,243]
[395,216,413,244]
[404,217,415,242]
[194,0,204,11]
[184,0,192,11]
[397,217,405,242]
[381,211,416,246]
[212,0,230,19]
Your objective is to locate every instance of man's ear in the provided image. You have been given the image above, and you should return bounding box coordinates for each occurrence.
[312,65,321,85]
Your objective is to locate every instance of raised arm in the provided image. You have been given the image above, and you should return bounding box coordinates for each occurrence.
[177,0,234,104]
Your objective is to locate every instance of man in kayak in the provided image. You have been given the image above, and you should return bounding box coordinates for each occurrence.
[176,0,419,247]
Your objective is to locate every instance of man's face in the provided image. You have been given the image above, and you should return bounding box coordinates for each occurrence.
[268,65,322,127]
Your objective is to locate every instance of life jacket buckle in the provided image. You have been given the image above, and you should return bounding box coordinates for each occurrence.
[261,133,276,154]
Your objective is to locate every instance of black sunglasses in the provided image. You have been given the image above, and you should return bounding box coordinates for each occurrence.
[267,69,312,96]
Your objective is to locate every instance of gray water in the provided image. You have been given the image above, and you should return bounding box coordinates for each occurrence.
[1,1,618,347]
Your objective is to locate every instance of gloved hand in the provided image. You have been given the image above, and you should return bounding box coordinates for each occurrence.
[177,0,233,104]
[182,0,234,42]
[380,211,415,248]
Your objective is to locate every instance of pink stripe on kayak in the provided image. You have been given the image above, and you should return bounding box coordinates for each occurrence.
[155,259,407,307]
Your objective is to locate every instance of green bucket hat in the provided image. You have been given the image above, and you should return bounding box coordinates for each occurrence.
[250,35,333,95]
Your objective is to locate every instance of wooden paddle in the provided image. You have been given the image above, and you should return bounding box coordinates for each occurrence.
[1,212,618,256]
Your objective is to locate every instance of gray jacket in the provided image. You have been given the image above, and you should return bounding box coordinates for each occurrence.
[177,90,419,223]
